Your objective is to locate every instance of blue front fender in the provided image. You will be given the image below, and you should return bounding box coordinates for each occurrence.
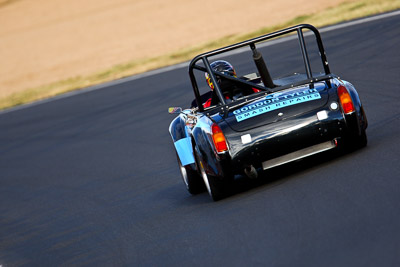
[169,115,195,166]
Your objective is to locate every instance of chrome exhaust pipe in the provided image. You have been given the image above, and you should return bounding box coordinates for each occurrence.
[244,165,258,179]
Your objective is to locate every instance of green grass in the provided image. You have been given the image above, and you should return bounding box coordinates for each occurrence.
[1,0,399,110]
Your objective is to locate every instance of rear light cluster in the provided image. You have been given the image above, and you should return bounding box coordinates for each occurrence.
[211,124,228,153]
[337,85,355,114]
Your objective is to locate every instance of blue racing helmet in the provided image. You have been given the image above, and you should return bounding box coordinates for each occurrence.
[205,60,237,89]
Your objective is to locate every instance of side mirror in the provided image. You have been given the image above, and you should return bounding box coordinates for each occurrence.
[168,107,182,114]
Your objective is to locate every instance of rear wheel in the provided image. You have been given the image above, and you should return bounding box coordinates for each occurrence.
[177,154,205,195]
[343,128,367,152]
[195,151,229,201]
[349,128,367,149]
[354,129,367,148]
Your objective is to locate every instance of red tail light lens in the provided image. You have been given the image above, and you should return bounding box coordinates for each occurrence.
[337,85,355,114]
[211,124,228,153]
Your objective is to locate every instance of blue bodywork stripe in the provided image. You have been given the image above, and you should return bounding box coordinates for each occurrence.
[175,137,195,166]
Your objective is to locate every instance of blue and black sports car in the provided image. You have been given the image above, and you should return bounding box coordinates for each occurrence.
[169,24,368,201]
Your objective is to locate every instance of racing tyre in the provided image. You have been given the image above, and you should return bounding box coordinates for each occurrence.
[177,154,205,195]
[349,129,368,150]
[354,129,367,149]
[343,129,367,152]
[195,151,228,201]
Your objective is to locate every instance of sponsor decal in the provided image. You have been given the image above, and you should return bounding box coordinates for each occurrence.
[233,87,321,122]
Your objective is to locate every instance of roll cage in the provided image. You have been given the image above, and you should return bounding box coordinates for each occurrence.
[189,24,333,113]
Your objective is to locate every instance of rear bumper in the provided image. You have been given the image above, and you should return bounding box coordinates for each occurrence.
[223,108,348,172]
[261,139,337,170]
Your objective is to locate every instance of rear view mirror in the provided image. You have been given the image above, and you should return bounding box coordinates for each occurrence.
[168,107,182,114]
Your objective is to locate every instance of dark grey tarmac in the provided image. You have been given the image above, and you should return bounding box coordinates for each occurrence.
[1,13,399,266]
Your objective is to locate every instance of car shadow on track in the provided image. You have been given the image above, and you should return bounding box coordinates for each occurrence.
[168,145,368,203]
[222,146,368,201]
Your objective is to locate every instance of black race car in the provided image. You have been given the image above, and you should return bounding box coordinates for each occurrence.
[169,24,367,201]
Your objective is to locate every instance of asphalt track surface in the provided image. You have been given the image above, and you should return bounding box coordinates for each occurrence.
[1,13,400,266]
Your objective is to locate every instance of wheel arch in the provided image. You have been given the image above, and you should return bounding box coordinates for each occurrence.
[192,118,232,180]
